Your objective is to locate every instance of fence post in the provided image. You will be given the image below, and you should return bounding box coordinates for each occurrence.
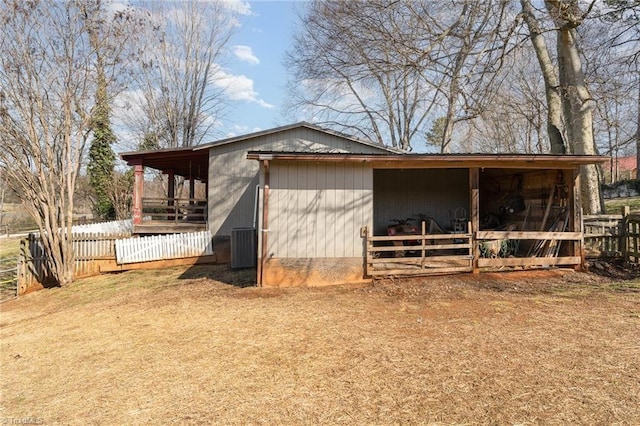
[620,206,630,261]
[17,237,29,295]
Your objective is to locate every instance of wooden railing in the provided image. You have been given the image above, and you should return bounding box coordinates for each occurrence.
[141,198,207,223]
[475,231,582,268]
[583,213,624,258]
[365,225,473,277]
[583,208,640,262]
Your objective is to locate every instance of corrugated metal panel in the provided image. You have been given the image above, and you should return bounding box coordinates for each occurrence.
[268,161,373,258]
[115,231,213,264]
[208,127,387,237]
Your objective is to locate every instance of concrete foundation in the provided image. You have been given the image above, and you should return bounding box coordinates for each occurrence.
[261,257,369,287]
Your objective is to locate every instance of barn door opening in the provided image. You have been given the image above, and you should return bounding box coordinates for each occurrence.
[368,168,472,276]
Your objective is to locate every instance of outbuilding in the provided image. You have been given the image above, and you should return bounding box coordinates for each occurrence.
[121,123,606,286]
[248,152,606,287]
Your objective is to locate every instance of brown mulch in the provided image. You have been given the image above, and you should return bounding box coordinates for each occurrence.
[1,265,639,425]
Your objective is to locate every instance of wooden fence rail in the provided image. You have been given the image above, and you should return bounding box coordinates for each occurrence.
[583,208,640,262]
[18,232,131,294]
[142,198,207,223]
[17,230,217,295]
[365,224,473,277]
[0,266,18,302]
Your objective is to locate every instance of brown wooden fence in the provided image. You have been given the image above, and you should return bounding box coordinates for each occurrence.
[365,223,474,277]
[17,232,130,295]
[583,207,640,262]
[17,230,219,295]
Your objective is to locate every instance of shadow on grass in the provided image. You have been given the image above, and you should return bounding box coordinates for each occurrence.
[178,263,257,288]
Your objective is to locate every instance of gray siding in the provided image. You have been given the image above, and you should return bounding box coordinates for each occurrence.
[208,127,385,236]
[267,161,373,258]
[373,169,469,234]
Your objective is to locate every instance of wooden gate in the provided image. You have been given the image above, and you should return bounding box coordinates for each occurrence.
[365,225,473,277]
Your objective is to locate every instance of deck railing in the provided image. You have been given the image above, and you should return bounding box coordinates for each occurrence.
[141,198,207,223]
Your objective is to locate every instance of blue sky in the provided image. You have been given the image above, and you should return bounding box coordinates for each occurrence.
[221,1,306,137]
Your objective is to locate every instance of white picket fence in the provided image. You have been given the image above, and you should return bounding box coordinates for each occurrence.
[72,219,135,234]
[115,231,214,264]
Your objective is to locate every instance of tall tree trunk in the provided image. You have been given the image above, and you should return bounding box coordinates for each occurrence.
[520,0,566,154]
[552,13,602,213]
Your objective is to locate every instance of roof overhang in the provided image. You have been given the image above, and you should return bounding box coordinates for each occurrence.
[120,147,209,181]
[247,152,609,169]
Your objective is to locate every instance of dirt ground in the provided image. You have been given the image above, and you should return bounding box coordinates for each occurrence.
[1,265,639,425]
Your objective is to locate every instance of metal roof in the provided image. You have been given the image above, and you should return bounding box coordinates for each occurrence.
[193,121,399,153]
[246,151,609,169]
[119,122,397,179]
[120,148,209,181]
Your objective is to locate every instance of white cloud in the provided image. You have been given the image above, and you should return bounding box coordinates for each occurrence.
[222,0,252,15]
[225,125,264,138]
[212,68,274,109]
[233,45,260,65]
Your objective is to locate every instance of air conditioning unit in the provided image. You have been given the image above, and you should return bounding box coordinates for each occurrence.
[230,227,257,269]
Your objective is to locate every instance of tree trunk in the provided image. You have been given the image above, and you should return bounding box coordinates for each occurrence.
[520,0,566,154]
[555,25,602,213]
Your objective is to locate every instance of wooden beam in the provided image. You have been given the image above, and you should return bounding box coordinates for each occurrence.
[571,167,584,270]
[477,256,581,267]
[368,255,473,264]
[368,233,471,242]
[132,161,144,225]
[470,167,480,273]
[476,231,582,240]
[370,243,471,252]
[368,266,473,276]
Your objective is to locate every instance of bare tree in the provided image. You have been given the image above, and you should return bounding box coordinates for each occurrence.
[287,0,514,152]
[470,51,549,154]
[121,0,238,150]
[518,0,604,213]
[428,0,515,153]
[593,0,640,179]
[520,0,567,154]
[585,32,638,182]
[286,0,440,150]
[0,0,136,285]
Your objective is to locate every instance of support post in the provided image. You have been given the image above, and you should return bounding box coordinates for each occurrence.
[621,205,630,261]
[469,167,480,273]
[189,179,195,200]
[132,161,144,225]
[167,170,175,221]
[258,160,270,287]
[571,167,584,270]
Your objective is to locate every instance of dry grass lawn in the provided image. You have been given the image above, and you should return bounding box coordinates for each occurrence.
[1,265,639,425]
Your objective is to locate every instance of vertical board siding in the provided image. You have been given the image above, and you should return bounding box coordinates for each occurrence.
[208,127,389,237]
[269,161,373,258]
[115,231,213,264]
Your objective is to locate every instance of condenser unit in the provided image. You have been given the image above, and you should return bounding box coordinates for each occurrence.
[230,227,257,269]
